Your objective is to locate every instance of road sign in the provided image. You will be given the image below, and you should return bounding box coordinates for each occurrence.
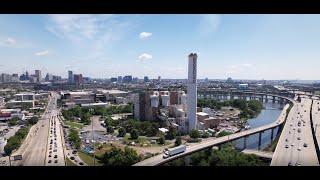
[13,155,22,161]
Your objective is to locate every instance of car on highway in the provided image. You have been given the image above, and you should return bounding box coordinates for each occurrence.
[54,160,58,163]
[298,146,301,151]
[72,150,77,154]
[48,160,52,163]
[297,137,301,140]
[285,139,288,142]
[291,143,294,146]
[290,123,293,126]
[293,127,296,130]
[70,156,75,160]
[298,128,301,133]
[54,155,58,158]
[304,143,308,147]
[53,149,57,152]
[285,145,289,148]
[288,162,293,166]
[48,154,51,157]
[295,162,301,166]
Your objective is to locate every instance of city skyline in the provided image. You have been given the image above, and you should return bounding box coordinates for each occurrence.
[1,14,320,80]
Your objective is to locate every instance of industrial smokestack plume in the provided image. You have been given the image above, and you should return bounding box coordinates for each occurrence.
[187,53,198,132]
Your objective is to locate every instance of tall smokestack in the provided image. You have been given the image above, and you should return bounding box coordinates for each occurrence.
[187,53,198,132]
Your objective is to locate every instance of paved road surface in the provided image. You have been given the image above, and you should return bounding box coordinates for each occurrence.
[83,116,105,132]
[271,97,319,166]
[11,92,66,166]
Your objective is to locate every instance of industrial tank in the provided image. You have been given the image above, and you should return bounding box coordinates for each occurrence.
[161,91,170,106]
[150,91,159,107]
[181,94,187,105]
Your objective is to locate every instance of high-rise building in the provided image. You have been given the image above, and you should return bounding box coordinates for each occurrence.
[123,75,133,83]
[118,76,122,83]
[12,74,19,82]
[187,53,198,132]
[29,75,38,83]
[45,73,54,82]
[35,70,41,83]
[158,76,161,83]
[0,73,12,83]
[73,74,83,84]
[227,77,232,83]
[205,77,209,83]
[111,77,118,83]
[20,73,26,81]
[68,70,73,83]
[25,71,29,80]
[144,76,149,83]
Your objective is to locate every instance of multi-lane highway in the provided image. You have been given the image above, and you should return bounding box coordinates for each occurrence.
[271,96,319,166]
[12,92,65,166]
[312,99,320,147]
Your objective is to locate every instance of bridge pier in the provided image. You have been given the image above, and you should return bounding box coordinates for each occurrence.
[270,128,274,143]
[272,96,276,103]
[184,155,191,166]
[244,136,248,149]
[258,132,262,150]
[249,94,252,100]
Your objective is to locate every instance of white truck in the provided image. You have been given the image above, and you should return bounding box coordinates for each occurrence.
[163,145,186,158]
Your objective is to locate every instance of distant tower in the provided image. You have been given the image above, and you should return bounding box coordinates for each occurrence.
[68,70,73,83]
[25,71,29,80]
[35,70,41,83]
[158,76,161,83]
[187,53,198,132]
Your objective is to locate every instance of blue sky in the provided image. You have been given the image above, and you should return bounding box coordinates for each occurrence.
[1,14,320,80]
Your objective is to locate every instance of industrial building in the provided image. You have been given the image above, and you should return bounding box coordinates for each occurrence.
[5,93,35,108]
[60,89,130,106]
[239,83,248,90]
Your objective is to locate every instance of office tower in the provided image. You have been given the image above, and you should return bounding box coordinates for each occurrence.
[158,76,161,83]
[118,76,122,83]
[144,76,149,83]
[68,70,73,83]
[35,70,41,83]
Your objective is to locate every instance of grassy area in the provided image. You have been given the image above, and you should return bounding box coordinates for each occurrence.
[315,91,320,95]
[64,121,85,129]
[78,151,102,166]
[123,135,149,143]
[66,157,77,166]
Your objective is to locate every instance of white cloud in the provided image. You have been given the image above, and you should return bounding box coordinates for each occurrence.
[5,38,16,45]
[139,32,152,39]
[242,63,253,67]
[199,15,221,34]
[138,53,152,61]
[34,50,49,56]
[46,14,136,61]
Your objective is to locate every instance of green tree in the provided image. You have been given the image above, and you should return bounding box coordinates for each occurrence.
[8,117,19,126]
[130,129,139,139]
[201,132,209,138]
[159,136,165,144]
[69,129,81,149]
[189,129,200,140]
[165,127,177,140]
[118,127,126,137]
[81,112,91,124]
[217,131,232,137]
[28,116,39,125]
[107,126,114,134]
[175,136,182,147]
[101,146,140,166]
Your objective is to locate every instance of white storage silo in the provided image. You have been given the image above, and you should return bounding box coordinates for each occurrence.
[161,91,170,106]
[181,93,187,105]
[150,91,159,107]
